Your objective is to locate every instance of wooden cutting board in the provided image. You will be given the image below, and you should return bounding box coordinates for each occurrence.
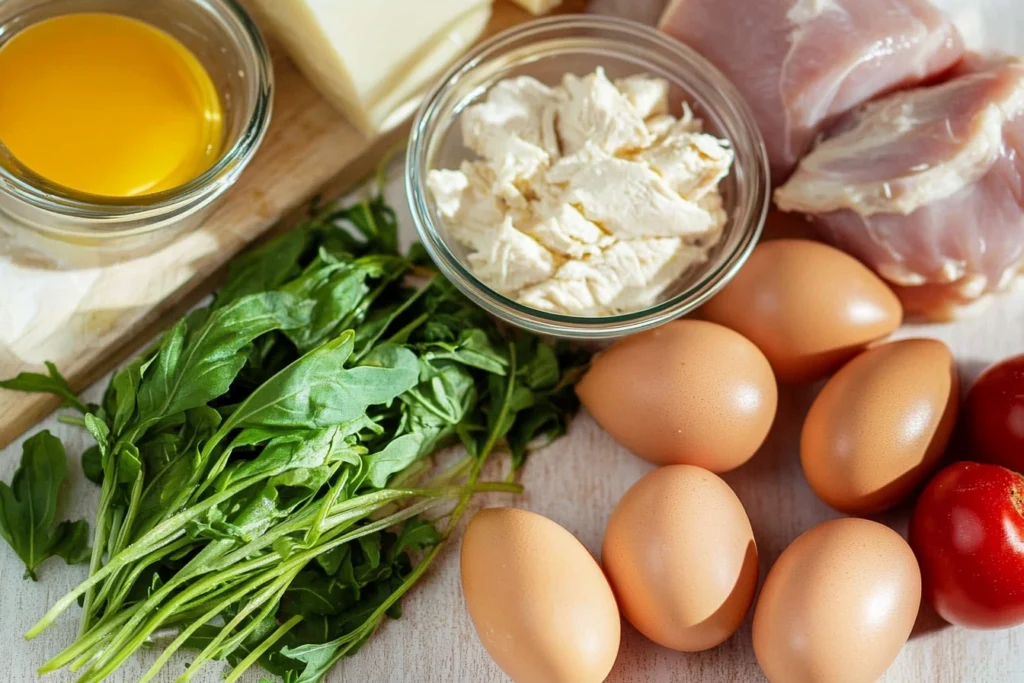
[0,0,587,450]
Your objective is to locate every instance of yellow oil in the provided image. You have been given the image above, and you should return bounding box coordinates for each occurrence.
[0,13,224,198]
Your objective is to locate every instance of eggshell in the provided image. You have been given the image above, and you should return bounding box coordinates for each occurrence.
[752,518,922,683]
[460,508,621,683]
[801,338,959,514]
[577,320,777,472]
[601,465,758,651]
[700,239,903,383]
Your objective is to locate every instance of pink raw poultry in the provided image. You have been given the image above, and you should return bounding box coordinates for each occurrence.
[775,55,1024,319]
[659,0,965,181]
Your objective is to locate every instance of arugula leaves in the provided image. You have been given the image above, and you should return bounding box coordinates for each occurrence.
[0,362,88,414]
[0,431,90,580]
[3,185,587,683]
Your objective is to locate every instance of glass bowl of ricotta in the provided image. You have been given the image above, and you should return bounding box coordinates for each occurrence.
[407,15,769,340]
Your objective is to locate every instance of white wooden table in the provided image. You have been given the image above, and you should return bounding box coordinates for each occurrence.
[4,2,1024,681]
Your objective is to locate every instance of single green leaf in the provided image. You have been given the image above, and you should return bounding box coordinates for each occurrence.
[284,570,347,616]
[282,259,373,353]
[115,444,142,485]
[0,431,90,580]
[84,414,111,461]
[506,403,567,470]
[422,329,508,375]
[49,520,91,565]
[222,333,417,433]
[217,227,314,308]
[134,292,313,432]
[81,446,103,485]
[360,434,421,489]
[109,356,146,436]
[518,340,559,390]
[356,534,381,571]
[0,361,87,413]
[392,518,441,557]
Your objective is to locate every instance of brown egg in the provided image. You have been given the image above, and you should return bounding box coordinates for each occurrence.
[461,508,621,683]
[753,518,922,683]
[700,239,902,383]
[801,338,959,514]
[577,320,777,472]
[602,465,758,652]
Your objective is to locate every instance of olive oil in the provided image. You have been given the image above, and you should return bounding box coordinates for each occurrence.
[0,13,224,197]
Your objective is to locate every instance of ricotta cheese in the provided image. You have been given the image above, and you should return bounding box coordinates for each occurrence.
[427,68,734,317]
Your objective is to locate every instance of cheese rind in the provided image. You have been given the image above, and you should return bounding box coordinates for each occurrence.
[250,0,492,135]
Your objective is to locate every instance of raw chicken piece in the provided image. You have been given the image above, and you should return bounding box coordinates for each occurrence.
[659,0,965,181]
[588,0,669,26]
[775,55,1024,318]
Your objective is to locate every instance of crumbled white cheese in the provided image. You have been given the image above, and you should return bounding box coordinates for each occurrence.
[548,144,718,238]
[639,131,734,201]
[467,217,556,294]
[615,75,670,119]
[557,69,653,155]
[460,77,562,159]
[426,68,734,317]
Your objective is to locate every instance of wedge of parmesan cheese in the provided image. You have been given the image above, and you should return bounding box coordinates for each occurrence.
[249,0,492,135]
[510,0,563,16]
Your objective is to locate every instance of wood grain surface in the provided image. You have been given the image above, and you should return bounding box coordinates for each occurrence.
[0,0,586,451]
[2,170,1023,683]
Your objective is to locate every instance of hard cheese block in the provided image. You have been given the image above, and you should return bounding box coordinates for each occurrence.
[250,0,492,135]
[511,0,564,14]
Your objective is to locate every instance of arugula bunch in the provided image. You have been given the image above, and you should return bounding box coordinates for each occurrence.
[4,187,587,682]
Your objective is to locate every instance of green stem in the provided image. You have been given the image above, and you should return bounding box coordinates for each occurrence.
[73,488,470,681]
[224,615,303,683]
[39,609,132,674]
[177,571,299,680]
[130,569,284,683]
[78,458,118,635]
[28,475,260,640]
[101,538,195,619]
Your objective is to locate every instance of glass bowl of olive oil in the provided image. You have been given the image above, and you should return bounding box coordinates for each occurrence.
[0,0,273,267]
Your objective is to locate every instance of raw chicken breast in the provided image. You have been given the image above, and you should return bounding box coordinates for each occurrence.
[588,0,669,26]
[659,0,965,181]
[775,55,1024,318]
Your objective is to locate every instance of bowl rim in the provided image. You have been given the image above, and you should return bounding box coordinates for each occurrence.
[0,0,274,225]
[407,15,770,340]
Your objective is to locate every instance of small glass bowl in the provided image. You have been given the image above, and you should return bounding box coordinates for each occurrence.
[0,0,273,268]
[407,16,769,340]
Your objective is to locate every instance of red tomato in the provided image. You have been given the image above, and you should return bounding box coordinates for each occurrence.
[964,354,1024,473]
[909,462,1024,629]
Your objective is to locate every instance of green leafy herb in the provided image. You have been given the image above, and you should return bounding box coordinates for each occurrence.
[3,182,587,682]
[0,362,88,414]
[0,431,90,580]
